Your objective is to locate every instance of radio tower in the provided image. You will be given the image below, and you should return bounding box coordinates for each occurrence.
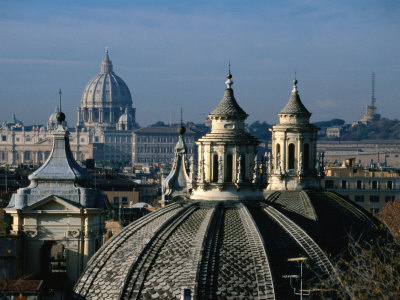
[371,72,376,108]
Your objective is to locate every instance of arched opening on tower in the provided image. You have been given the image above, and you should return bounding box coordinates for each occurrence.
[304,143,310,170]
[226,154,233,182]
[288,143,295,169]
[212,154,218,182]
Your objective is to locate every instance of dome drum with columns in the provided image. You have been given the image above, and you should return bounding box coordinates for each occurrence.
[74,72,384,300]
[77,50,136,130]
[190,72,264,201]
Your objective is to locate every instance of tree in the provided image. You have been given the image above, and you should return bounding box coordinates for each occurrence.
[377,199,400,238]
[315,234,400,299]
[248,121,272,141]
[314,118,345,128]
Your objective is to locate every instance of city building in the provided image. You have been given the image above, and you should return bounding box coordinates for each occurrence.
[4,112,105,295]
[325,126,342,138]
[132,125,197,164]
[322,158,400,213]
[74,74,382,299]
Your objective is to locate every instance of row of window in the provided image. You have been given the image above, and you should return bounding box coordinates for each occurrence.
[105,136,132,143]
[113,196,128,205]
[138,136,193,143]
[354,195,395,203]
[325,180,395,190]
[136,147,193,154]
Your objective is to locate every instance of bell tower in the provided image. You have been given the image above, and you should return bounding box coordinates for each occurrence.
[190,70,263,200]
[267,79,320,190]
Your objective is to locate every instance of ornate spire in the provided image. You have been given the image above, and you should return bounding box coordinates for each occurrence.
[100,48,113,73]
[161,120,191,202]
[225,62,233,88]
[210,71,247,118]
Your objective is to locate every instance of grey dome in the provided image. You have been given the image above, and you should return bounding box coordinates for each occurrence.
[73,191,380,299]
[80,51,132,109]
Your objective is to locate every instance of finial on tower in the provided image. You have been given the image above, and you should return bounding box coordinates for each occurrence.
[292,72,298,93]
[56,88,66,123]
[225,61,233,88]
[105,46,109,56]
[177,107,186,135]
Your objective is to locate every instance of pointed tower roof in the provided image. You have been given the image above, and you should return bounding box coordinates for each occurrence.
[210,72,248,118]
[100,48,113,73]
[280,79,311,116]
[7,104,103,210]
[29,113,90,183]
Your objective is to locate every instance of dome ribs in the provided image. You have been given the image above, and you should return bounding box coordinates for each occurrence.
[73,202,184,299]
[196,203,224,298]
[120,204,200,299]
[323,191,380,229]
[181,204,219,297]
[263,205,334,277]
[212,205,269,298]
[238,203,275,299]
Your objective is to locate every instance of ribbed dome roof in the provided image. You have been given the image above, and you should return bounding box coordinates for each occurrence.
[80,51,132,109]
[74,191,380,299]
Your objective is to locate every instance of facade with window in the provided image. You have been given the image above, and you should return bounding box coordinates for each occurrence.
[132,126,198,164]
[322,161,400,213]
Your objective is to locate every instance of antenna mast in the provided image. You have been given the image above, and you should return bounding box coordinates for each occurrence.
[59,88,62,112]
[371,72,376,108]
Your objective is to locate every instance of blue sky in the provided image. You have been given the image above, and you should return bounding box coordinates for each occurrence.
[0,0,399,127]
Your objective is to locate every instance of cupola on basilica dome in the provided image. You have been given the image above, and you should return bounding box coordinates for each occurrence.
[77,50,135,129]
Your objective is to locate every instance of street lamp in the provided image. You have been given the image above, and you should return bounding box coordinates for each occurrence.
[283,257,310,300]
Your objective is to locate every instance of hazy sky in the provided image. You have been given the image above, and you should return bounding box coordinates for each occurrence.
[0,0,399,127]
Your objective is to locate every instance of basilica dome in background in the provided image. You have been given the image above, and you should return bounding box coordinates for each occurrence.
[77,50,135,130]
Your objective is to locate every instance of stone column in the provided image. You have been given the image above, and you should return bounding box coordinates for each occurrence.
[283,131,287,171]
[99,108,103,123]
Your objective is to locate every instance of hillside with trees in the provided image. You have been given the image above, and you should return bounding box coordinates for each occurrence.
[340,118,400,140]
